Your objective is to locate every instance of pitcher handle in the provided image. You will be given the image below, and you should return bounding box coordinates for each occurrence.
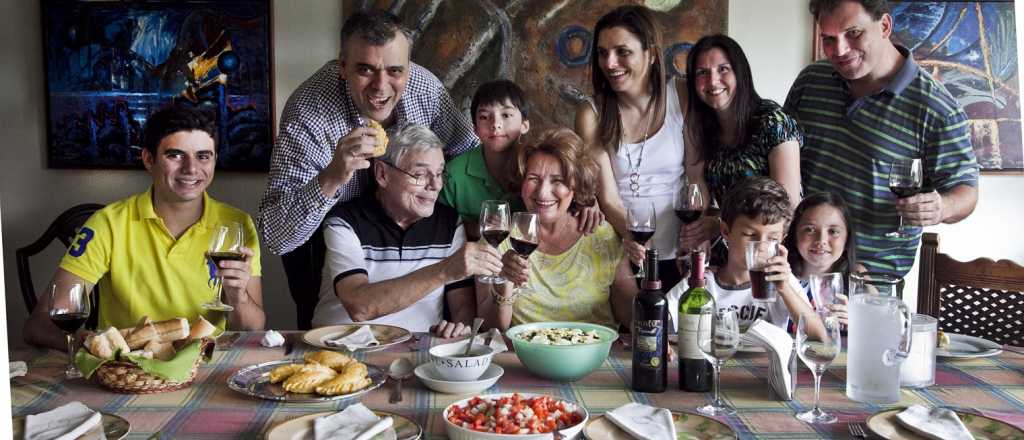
[882,301,914,366]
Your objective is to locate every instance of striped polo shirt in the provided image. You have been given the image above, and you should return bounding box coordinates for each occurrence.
[313,194,471,331]
[784,46,979,277]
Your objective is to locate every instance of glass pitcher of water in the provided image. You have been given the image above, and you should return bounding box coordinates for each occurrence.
[846,273,913,403]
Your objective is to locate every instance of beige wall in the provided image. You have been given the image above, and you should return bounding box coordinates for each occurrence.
[2,1,1022,348]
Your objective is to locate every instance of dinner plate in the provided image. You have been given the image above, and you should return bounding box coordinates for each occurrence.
[303,324,412,352]
[266,410,422,440]
[12,412,130,439]
[937,333,1002,358]
[866,407,1024,439]
[584,412,736,440]
[228,360,386,402]
[414,362,504,394]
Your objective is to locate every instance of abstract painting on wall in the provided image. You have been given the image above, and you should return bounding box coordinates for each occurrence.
[891,1,1020,172]
[343,0,728,133]
[41,0,273,171]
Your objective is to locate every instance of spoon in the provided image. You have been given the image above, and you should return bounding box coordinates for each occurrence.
[387,357,414,404]
[464,317,484,356]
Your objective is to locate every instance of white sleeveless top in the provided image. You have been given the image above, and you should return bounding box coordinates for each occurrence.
[608,80,686,259]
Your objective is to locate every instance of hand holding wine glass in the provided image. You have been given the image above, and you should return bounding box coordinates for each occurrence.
[203,221,244,312]
[49,282,91,379]
[479,200,510,284]
[508,212,539,295]
[627,201,657,279]
[697,308,740,416]
[887,158,923,238]
[796,312,841,424]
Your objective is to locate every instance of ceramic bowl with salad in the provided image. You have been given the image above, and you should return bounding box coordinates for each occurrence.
[505,322,617,381]
[444,392,589,440]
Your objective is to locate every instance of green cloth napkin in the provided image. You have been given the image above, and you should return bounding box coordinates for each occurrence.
[74,340,205,382]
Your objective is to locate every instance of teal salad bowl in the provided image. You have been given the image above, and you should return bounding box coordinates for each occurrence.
[506,321,617,382]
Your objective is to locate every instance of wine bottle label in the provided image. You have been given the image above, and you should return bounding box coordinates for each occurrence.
[634,321,664,369]
[678,314,711,360]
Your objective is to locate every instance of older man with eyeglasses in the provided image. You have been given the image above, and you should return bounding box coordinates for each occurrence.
[311,124,502,338]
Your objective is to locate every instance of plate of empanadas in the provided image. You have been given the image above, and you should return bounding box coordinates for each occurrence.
[228,350,385,402]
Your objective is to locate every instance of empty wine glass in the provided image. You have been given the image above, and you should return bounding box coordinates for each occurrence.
[203,221,243,312]
[49,282,91,379]
[479,200,510,284]
[509,212,539,295]
[627,201,657,279]
[697,308,739,416]
[809,272,844,313]
[796,312,841,424]
[887,158,923,238]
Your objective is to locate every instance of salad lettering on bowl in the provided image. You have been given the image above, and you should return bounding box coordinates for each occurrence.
[446,393,585,435]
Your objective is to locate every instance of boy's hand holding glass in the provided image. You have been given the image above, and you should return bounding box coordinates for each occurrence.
[763,245,795,291]
[745,239,780,302]
[216,246,255,301]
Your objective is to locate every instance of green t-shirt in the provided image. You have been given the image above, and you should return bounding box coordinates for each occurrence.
[440,146,523,223]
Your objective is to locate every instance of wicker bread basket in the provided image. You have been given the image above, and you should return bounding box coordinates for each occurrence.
[94,338,213,394]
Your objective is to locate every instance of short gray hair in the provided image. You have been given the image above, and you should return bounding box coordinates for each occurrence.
[379,124,443,167]
[340,10,413,55]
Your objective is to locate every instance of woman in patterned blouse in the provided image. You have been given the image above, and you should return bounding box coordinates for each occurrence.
[679,34,804,256]
[478,129,638,331]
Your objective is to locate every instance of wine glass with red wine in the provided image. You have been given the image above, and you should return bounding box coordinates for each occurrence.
[49,282,90,379]
[479,200,510,284]
[627,201,657,279]
[674,183,704,226]
[886,158,923,238]
[509,212,539,295]
[203,221,244,312]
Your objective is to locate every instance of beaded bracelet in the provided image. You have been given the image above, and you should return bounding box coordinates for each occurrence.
[491,289,518,306]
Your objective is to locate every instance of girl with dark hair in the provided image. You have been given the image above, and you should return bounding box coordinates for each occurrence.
[783,192,866,324]
[576,5,688,290]
[679,34,803,258]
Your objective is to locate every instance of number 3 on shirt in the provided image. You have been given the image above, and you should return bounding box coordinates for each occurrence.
[69,227,95,257]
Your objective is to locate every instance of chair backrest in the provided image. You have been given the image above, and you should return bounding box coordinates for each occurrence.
[16,204,104,328]
[918,232,1024,347]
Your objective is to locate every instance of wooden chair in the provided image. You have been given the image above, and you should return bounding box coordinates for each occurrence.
[917,232,1024,347]
[16,203,104,329]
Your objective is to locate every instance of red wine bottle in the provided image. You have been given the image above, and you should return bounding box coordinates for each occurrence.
[678,249,713,392]
[632,249,668,393]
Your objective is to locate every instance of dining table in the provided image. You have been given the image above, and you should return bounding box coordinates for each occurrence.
[9,331,1024,439]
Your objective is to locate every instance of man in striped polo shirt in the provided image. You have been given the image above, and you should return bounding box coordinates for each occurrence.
[312,124,502,338]
[785,0,979,277]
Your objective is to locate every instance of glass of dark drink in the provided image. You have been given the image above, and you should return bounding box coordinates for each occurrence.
[674,183,704,226]
[627,201,657,279]
[48,282,90,379]
[203,221,244,312]
[509,212,539,295]
[887,158,923,238]
[745,239,779,302]
[479,200,510,284]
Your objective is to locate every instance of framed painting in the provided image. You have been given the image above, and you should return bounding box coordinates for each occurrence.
[342,0,728,133]
[41,0,274,171]
[813,1,1021,172]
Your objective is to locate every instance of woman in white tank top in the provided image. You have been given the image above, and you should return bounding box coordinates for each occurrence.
[575,5,689,289]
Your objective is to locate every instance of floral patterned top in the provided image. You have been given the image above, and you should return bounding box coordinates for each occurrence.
[499,222,623,328]
[705,99,803,205]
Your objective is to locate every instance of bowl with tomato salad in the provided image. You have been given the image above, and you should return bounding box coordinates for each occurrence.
[444,392,589,439]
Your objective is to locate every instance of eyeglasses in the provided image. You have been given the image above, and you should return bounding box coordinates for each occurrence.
[381,160,444,187]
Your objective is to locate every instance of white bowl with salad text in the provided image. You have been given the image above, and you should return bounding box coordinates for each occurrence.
[443,392,589,440]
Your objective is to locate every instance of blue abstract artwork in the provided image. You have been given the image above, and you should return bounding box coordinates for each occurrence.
[891,1,1021,171]
[41,0,273,171]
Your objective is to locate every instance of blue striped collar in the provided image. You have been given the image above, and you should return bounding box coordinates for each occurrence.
[885,45,918,95]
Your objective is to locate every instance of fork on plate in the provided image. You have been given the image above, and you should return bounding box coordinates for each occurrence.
[848,421,867,438]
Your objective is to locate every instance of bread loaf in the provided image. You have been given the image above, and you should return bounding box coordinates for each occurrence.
[126,323,158,349]
[145,340,176,361]
[88,327,130,359]
[153,318,189,342]
[103,326,131,357]
[187,316,217,342]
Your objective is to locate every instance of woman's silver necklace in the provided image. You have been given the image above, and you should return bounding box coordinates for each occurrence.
[623,104,655,198]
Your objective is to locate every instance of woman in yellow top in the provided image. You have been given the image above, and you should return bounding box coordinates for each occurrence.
[477,129,638,331]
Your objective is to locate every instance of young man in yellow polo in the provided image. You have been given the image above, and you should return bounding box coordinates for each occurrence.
[24,106,265,351]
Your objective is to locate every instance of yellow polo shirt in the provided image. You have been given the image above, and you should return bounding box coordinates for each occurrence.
[59,188,262,330]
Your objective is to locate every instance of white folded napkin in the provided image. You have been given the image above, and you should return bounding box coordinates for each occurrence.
[260,330,285,348]
[324,326,380,351]
[314,403,396,440]
[604,402,676,440]
[895,405,972,440]
[24,401,104,440]
[10,360,27,378]
[435,328,509,354]
[742,319,796,400]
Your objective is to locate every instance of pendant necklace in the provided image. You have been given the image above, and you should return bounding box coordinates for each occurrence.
[623,102,656,198]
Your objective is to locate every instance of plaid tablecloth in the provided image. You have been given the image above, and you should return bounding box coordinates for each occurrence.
[10,332,1024,439]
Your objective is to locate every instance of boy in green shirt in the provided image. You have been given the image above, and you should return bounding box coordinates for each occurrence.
[440,80,530,239]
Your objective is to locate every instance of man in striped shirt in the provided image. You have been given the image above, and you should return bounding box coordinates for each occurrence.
[785,0,979,277]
